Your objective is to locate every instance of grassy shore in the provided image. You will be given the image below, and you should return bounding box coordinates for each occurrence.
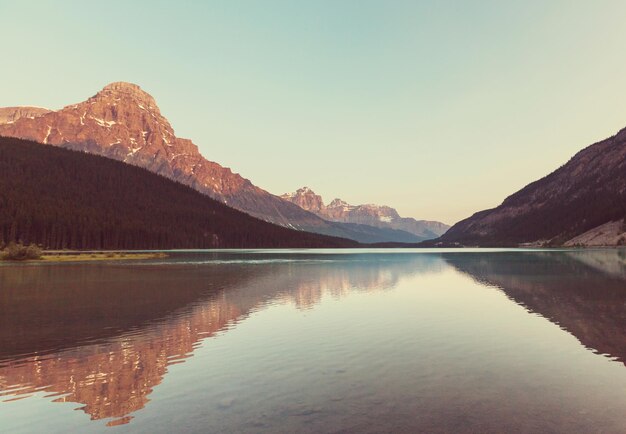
[2,251,169,263]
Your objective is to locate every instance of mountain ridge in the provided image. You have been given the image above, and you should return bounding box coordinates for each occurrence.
[0,137,358,249]
[0,82,443,244]
[0,82,333,230]
[0,106,51,124]
[281,186,449,241]
[435,127,626,246]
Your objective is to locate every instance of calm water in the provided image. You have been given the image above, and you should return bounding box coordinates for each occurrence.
[1,249,626,433]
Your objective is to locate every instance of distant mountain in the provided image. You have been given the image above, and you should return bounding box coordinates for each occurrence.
[438,127,626,247]
[326,222,426,244]
[281,187,449,241]
[0,137,358,250]
[0,82,362,238]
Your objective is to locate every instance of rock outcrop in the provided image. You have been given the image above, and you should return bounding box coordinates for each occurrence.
[0,106,51,124]
[281,187,449,240]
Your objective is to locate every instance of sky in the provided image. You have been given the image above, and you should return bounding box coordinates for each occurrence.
[2,1,626,225]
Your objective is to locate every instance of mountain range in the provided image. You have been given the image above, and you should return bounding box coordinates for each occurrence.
[436,127,626,246]
[0,82,446,244]
[2,81,625,247]
[0,136,357,249]
[281,187,449,241]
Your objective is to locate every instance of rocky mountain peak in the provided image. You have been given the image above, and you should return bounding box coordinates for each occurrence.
[0,82,449,242]
[328,198,352,209]
[0,83,332,230]
[102,81,142,92]
[281,187,450,239]
[280,186,326,213]
[87,82,162,116]
[25,81,180,158]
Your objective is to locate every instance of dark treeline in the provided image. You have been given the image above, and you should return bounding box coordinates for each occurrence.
[0,137,358,250]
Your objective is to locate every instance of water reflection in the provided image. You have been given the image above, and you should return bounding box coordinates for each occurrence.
[1,249,626,430]
[444,249,626,366]
[0,252,442,426]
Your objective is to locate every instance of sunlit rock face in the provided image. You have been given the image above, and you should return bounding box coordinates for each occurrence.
[0,83,448,243]
[281,186,449,239]
[0,106,51,124]
[0,83,327,230]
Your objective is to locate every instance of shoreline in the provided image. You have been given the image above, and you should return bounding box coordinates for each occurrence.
[1,246,623,264]
[1,251,168,263]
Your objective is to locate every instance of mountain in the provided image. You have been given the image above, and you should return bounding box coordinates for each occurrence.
[0,82,352,235]
[0,137,358,249]
[0,82,447,244]
[281,187,449,241]
[438,127,626,246]
[0,106,51,124]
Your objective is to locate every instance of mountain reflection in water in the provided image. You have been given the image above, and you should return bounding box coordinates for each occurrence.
[0,249,625,431]
[0,252,443,426]
[444,249,626,366]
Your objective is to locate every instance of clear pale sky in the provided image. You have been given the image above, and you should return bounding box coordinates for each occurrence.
[3,1,626,225]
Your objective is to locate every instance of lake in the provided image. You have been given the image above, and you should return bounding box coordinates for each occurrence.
[1,249,626,433]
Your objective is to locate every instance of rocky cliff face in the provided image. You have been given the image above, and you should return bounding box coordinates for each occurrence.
[0,106,51,124]
[282,186,326,213]
[438,127,626,246]
[0,82,330,231]
[0,82,449,244]
[281,187,449,239]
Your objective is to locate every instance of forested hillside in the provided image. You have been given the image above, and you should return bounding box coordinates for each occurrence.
[0,137,358,250]
[437,127,626,246]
